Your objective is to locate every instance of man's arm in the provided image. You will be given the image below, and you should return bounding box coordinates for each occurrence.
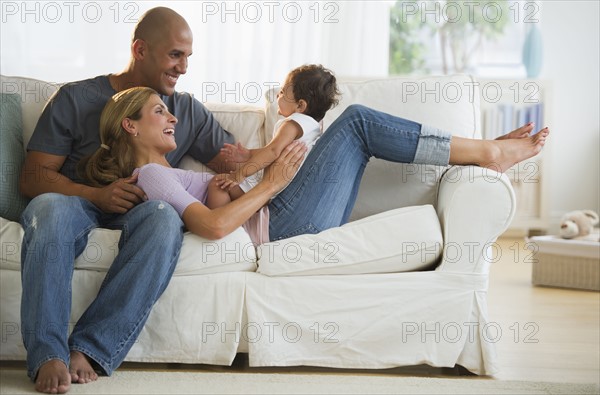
[183,97,238,173]
[20,151,146,214]
[204,151,238,174]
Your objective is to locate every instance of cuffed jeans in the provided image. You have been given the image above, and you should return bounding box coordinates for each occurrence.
[269,104,451,240]
[20,194,183,379]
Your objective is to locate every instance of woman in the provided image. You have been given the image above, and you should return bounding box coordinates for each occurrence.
[81,85,549,244]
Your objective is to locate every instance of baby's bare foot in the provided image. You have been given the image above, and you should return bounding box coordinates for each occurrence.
[496,123,534,140]
[69,351,98,384]
[35,359,71,394]
[485,127,549,172]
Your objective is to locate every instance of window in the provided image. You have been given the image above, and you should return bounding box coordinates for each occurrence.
[389,0,543,77]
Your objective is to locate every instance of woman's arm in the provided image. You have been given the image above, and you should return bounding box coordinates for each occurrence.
[142,141,307,240]
[182,181,276,239]
[226,120,302,182]
[185,140,306,239]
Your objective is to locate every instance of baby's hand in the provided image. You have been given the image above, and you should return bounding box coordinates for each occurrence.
[221,142,251,163]
[214,173,241,190]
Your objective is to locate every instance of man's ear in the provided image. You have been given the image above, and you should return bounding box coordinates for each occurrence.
[297,99,308,113]
[132,39,147,60]
[122,118,137,136]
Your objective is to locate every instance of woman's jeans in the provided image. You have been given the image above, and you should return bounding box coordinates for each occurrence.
[20,194,184,379]
[269,104,451,240]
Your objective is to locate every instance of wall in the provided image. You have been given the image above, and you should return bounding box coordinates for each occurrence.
[539,0,600,231]
[1,1,597,230]
[0,1,390,105]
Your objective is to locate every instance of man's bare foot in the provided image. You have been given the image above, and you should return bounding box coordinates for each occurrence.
[69,351,98,384]
[495,123,534,140]
[35,359,70,394]
[484,127,549,172]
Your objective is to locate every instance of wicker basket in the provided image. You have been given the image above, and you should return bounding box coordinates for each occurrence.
[528,234,600,291]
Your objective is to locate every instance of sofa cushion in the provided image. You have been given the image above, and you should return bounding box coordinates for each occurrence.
[265,75,481,142]
[0,75,60,150]
[0,217,257,274]
[0,93,30,222]
[256,205,442,276]
[172,103,266,173]
[264,74,481,221]
[205,102,265,148]
[0,75,265,161]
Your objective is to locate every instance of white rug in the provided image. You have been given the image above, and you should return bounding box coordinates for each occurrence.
[1,369,599,395]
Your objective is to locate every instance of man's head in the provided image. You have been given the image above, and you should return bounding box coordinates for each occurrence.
[130,7,193,96]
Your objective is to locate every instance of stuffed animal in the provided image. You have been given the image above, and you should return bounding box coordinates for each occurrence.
[559,210,599,239]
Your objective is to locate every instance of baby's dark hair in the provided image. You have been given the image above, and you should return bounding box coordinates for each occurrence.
[287,64,340,122]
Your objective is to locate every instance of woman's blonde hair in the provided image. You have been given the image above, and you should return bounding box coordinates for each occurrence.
[80,87,158,186]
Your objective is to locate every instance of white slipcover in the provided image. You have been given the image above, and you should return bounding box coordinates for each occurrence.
[0,74,516,375]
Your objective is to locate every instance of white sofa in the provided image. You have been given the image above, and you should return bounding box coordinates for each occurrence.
[0,74,516,375]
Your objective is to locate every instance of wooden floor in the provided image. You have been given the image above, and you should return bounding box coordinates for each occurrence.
[487,237,600,385]
[2,238,599,385]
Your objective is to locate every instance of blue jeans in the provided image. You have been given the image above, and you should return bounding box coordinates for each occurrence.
[20,194,184,379]
[268,104,451,240]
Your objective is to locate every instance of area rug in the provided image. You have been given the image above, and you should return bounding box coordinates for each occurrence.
[1,369,598,395]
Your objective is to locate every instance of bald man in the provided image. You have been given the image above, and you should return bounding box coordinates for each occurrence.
[19,7,234,394]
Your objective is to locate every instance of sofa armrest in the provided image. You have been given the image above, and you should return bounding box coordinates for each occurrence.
[435,166,516,273]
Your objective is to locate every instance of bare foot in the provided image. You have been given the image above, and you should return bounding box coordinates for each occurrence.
[69,351,98,384]
[484,127,549,172]
[495,123,534,140]
[35,359,71,394]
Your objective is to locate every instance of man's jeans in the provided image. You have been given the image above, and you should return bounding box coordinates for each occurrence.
[20,194,183,379]
[269,104,451,240]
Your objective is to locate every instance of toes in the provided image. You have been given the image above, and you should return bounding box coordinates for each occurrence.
[518,123,534,135]
[36,377,70,394]
[35,360,71,394]
[70,367,98,384]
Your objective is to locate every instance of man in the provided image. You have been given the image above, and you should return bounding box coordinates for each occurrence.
[19,7,234,394]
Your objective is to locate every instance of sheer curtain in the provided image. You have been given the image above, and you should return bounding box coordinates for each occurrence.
[1,1,392,104]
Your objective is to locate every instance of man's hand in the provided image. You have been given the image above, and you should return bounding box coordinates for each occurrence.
[91,174,147,214]
[262,141,307,194]
[221,142,251,163]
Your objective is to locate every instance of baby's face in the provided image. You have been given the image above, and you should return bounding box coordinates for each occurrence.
[276,79,299,117]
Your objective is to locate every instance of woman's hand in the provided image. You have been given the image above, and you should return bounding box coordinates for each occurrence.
[92,174,147,214]
[262,140,307,193]
[221,142,251,163]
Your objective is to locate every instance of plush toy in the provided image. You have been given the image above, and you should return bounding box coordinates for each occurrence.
[559,210,599,239]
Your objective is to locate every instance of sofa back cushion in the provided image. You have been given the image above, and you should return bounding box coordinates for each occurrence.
[178,102,265,173]
[0,75,265,176]
[0,75,60,150]
[2,73,483,223]
[265,74,482,220]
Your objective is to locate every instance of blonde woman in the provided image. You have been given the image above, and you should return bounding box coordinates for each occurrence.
[81,87,302,244]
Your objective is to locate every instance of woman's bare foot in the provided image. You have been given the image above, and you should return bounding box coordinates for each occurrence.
[485,127,549,172]
[35,359,70,394]
[495,123,534,140]
[69,351,98,384]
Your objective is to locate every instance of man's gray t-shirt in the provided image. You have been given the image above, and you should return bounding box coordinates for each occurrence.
[27,75,234,183]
